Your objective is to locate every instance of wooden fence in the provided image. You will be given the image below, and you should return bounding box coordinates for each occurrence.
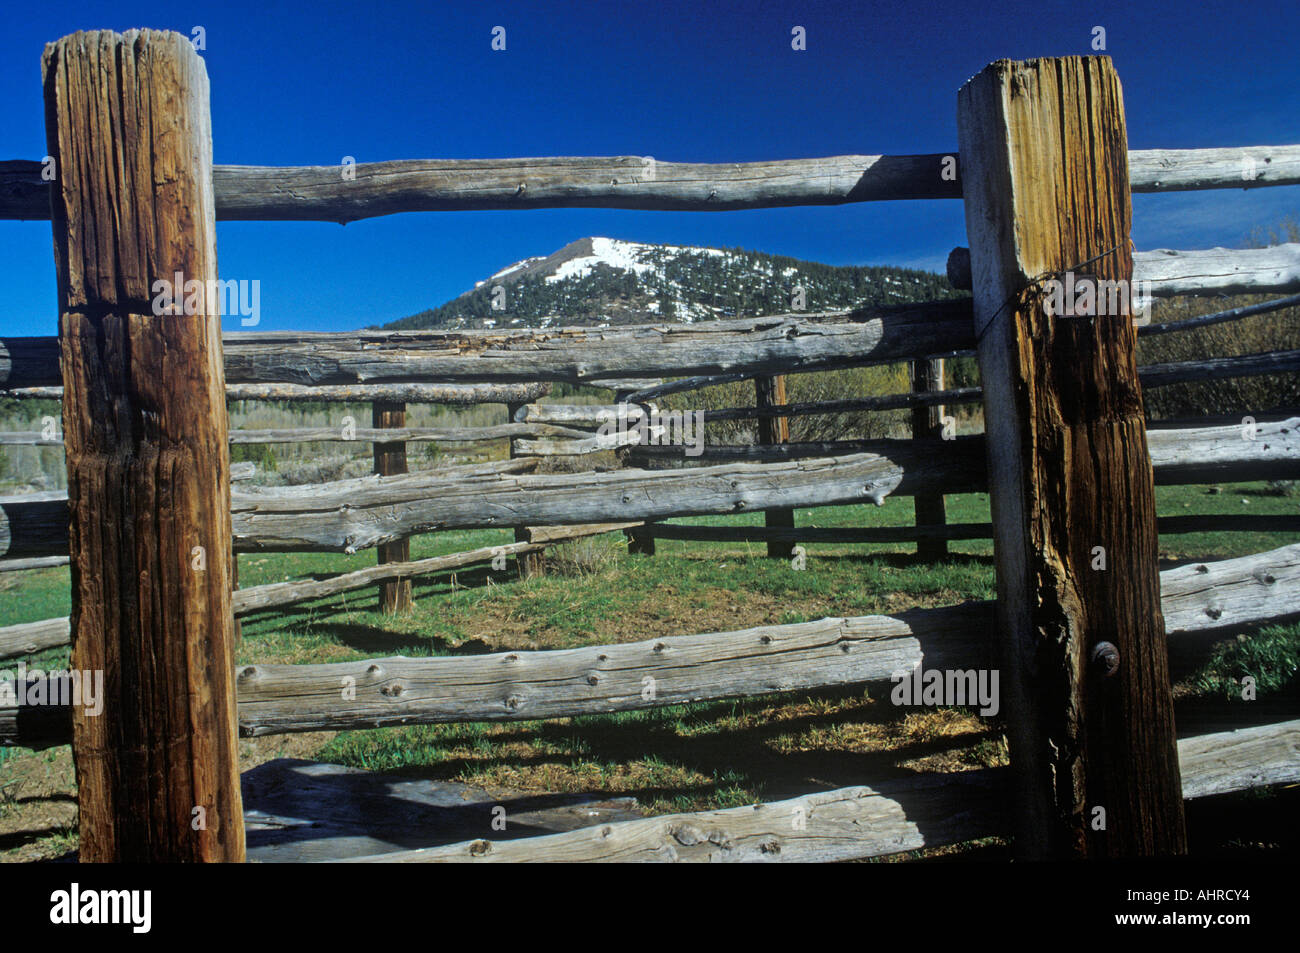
[0,32,1297,861]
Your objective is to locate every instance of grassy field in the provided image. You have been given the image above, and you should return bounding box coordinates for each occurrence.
[0,481,1296,861]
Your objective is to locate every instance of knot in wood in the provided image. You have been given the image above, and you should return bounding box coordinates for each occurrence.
[1091,641,1120,677]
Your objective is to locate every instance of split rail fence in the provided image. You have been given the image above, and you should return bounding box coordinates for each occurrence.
[0,32,1297,861]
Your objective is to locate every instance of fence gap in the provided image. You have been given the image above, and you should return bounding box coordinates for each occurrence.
[755,375,796,558]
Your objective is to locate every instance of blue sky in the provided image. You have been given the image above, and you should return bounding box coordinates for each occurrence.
[2,0,1298,335]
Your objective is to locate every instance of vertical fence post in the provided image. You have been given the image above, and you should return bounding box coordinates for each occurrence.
[614,389,656,556]
[910,359,948,559]
[957,56,1186,858]
[755,375,795,558]
[44,29,245,861]
[507,400,545,577]
[373,400,412,612]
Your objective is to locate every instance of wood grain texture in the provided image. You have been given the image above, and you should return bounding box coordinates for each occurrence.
[754,375,796,558]
[4,544,1297,743]
[947,243,1300,297]
[4,145,1298,221]
[341,718,1300,862]
[1,418,1294,559]
[958,55,1185,858]
[372,401,411,613]
[43,29,244,862]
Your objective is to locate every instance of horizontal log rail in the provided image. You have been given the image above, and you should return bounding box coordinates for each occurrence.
[947,243,1300,298]
[3,544,1296,746]
[0,422,595,447]
[341,718,1300,862]
[641,514,1300,544]
[513,351,1300,428]
[3,381,554,404]
[0,523,638,660]
[3,418,1295,558]
[5,283,1297,393]
[2,304,975,389]
[628,417,1300,485]
[3,146,1298,221]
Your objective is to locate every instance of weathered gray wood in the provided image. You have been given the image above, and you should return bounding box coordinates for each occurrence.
[0,615,72,658]
[511,428,662,457]
[341,717,1300,862]
[217,305,973,385]
[226,453,935,552]
[232,422,590,444]
[1177,719,1300,799]
[1140,294,1300,337]
[1161,542,1300,635]
[0,422,595,446]
[4,146,1298,221]
[4,544,1298,744]
[643,523,993,544]
[234,604,992,735]
[524,522,642,543]
[3,307,972,389]
[2,417,1294,558]
[948,244,1300,297]
[0,381,555,404]
[1138,349,1300,388]
[0,555,68,572]
[344,771,1007,863]
[224,381,552,403]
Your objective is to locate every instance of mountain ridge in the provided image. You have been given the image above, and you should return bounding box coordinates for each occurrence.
[381,236,962,331]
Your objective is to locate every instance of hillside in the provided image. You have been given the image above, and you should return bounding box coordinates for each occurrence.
[381,237,960,330]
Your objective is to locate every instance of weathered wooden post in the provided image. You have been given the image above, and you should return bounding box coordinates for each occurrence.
[44,29,245,861]
[755,375,795,558]
[506,400,545,577]
[957,56,1186,858]
[909,359,947,559]
[373,400,413,611]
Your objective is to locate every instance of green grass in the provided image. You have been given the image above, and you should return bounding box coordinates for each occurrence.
[1,480,1296,858]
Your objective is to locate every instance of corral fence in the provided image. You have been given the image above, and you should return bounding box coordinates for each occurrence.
[0,32,1298,861]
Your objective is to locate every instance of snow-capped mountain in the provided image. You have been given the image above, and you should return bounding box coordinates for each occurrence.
[383,237,960,331]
